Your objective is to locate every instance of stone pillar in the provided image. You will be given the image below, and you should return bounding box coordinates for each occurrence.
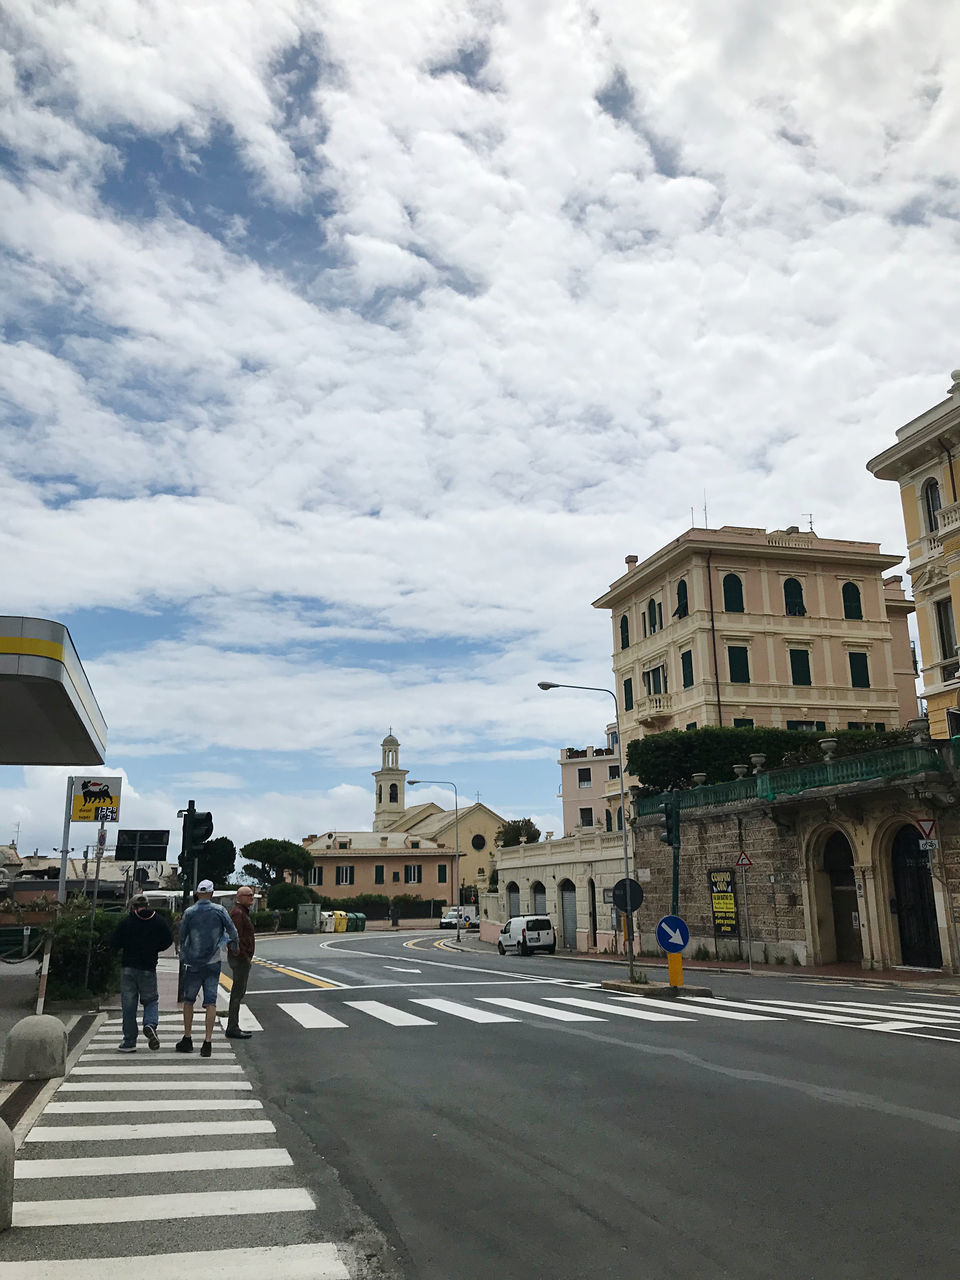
[0,1014,67,1081]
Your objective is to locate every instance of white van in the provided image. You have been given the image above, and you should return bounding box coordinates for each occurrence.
[497,916,556,956]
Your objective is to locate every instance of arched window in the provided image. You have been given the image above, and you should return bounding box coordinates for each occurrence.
[674,579,689,619]
[784,578,805,617]
[616,805,623,831]
[842,582,862,620]
[620,614,630,649]
[377,785,382,804]
[722,573,744,612]
[605,809,612,832]
[389,783,398,803]
[924,478,942,533]
[648,599,658,634]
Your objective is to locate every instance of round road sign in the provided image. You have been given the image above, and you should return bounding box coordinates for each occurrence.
[612,878,644,913]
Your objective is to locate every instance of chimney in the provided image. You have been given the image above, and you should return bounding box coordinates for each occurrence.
[625,555,638,569]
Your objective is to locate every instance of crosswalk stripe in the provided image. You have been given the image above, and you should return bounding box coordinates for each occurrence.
[73,1064,244,1073]
[478,997,605,1022]
[15,1148,293,1178]
[13,1186,315,1227]
[547,996,693,1022]
[277,1004,348,1029]
[58,1080,254,1091]
[26,1119,276,1142]
[678,996,867,1024]
[237,1005,263,1031]
[0,1243,350,1279]
[612,996,781,1021]
[45,1098,262,1114]
[751,998,937,1018]
[817,1001,960,1020]
[344,1000,437,1026]
[411,998,519,1023]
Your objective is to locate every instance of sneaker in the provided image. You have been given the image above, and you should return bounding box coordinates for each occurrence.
[144,1025,160,1051]
[174,1036,193,1054]
[117,1041,137,1053]
[200,1040,212,1058]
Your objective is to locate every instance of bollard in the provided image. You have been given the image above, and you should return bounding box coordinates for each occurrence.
[0,1117,12,1231]
[0,1014,67,1081]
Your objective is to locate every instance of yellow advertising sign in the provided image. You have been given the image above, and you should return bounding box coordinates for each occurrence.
[71,776,122,822]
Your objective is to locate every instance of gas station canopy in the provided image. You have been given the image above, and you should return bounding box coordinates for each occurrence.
[0,617,107,765]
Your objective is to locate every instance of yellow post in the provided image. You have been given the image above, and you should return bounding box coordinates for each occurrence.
[668,953,684,988]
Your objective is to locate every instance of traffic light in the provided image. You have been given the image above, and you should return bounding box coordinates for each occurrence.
[179,802,214,908]
[657,798,674,845]
[190,811,214,851]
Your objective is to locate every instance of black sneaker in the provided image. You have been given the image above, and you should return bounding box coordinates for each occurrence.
[174,1036,193,1054]
[224,1028,252,1039]
[117,1041,137,1053]
[144,1025,160,1051]
[200,1040,212,1058]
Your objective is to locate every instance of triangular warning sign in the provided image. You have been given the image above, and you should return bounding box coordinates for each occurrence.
[916,818,936,840]
[735,851,753,868]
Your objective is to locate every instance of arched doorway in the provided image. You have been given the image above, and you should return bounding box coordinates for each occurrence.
[587,878,597,949]
[822,831,862,964]
[891,825,942,968]
[531,881,546,915]
[559,880,577,950]
[506,882,520,917]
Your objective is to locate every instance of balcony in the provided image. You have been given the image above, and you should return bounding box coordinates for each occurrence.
[937,500,960,534]
[635,693,673,726]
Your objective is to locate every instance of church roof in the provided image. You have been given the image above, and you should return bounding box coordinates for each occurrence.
[304,830,442,852]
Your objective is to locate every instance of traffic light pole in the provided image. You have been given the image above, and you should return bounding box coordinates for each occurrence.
[671,805,681,916]
[179,800,196,914]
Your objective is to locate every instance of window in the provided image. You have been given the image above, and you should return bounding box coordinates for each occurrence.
[608,764,620,780]
[579,806,594,826]
[471,834,486,850]
[374,864,384,884]
[392,870,400,882]
[849,652,870,688]
[605,809,612,832]
[437,864,447,883]
[723,573,744,612]
[924,478,942,533]
[308,866,323,886]
[789,648,811,686]
[842,582,862,620]
[404,864,422,884]
[648,599,659,635]
[377,785,382,803]
[336,865,354,886]
[410,840,420,849]
[847,722,887,732]
[733,718,754,728]
[577,767,592,789]
[388,783,398,803]
[620,614,630,649]
[657,601,663,630]
[787,720,826,732]
[623,677,633,711]
[643,665,666,695]
[681,649,694,688]
[337,841,349,850]
[783,578,805,617]
[616,806,623,831]
[685,721,698,731]
[674,579,689,619]
[728,645,750,683]
[936,598,957,662]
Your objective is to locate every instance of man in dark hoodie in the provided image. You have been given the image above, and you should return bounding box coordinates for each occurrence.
[111,894,174,1052]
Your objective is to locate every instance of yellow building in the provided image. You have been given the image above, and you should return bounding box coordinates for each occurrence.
[868,371,960,738]
[593,525,916,748]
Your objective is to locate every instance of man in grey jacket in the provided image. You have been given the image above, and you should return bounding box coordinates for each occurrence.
[176,879,238,1058]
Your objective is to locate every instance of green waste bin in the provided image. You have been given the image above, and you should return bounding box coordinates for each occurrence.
[354,913,366,932]
[345,913,358,932]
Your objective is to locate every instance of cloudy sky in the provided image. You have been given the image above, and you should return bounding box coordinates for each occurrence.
[2,1,958,861]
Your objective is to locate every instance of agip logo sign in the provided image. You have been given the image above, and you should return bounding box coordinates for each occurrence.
[70,776,122,822]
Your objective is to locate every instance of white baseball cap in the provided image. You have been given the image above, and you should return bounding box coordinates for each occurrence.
[197,879,215,893]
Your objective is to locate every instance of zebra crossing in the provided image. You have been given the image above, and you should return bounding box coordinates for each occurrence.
[265,988,960,1043]
[0,1014,351,1277]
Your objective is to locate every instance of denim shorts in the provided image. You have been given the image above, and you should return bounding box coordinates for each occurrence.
[182,962,221,1006]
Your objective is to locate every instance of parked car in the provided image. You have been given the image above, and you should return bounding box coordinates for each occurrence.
[497,916,556,956]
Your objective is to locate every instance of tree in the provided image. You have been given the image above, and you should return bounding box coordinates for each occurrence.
[495,818,541,847]
[240,838,313,886]
[266,882,316,910]
[179,836,236,888]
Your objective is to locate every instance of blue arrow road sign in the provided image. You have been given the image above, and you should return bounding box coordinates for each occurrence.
[656,915,689,953]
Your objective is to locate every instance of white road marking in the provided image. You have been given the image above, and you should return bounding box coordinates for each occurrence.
[411,998,519,1023]
[344,1000,436,1026]
[277,1004,348,1029]
[547,996,693,1022]
[676,996,858,1023]
[751,998,953,1020]
[15,1148,292,1179]
[58,1080,253,1092]
[26,1120,275,1142]
[73,1064,244,1073]
[44,1098,262,1114]
[384,966,422,973]
[478,997,605,1022]
[0,1243,349,1279]
[237,1004,262,1031]
[13,1186,314,1227]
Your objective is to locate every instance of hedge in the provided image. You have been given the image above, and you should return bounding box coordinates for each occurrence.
[43,902,123,999]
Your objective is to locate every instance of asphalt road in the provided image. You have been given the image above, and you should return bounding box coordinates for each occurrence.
[234,932,960,1280]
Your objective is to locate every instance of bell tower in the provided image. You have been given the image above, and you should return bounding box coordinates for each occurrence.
[373,731,407,831]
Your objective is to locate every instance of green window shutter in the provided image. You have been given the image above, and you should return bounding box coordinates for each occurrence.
[723,574,744,612]
[374,864,384,884]
[789,649,811,686]
[733,718,753,728]
[438,864,447,883]
[849,652,870,688]
[623,677,634,711]
[620,615,630,649]
[728,645,750,683]
[681,650,694,688]
[842,582,862,620]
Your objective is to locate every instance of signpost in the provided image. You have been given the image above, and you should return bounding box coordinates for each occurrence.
[735,850,754,971]
[58,775,123,905]
[613,878,644,957]
[656,914,689,988]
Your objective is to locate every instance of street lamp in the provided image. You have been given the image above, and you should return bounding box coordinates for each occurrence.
[408,779,461,941]
[537,680,637,982]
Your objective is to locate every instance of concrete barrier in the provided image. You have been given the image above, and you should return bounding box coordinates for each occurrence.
[0,1117,12,1231]
[0,1013,67,1081]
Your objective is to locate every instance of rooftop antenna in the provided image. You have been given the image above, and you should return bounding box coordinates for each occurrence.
[703,491,708,528]
[690,505,695,527]
[802,513,813,532]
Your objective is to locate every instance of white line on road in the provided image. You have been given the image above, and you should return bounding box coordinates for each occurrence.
[15,1148,292,1178]
[675,996,857,1023]
[0,1243,349,1280]
[615,996,782,1022]
[277,1004,348,1029]
[237,1005,262,1030]
[58,1080,254,1091]
[343,1000,437,1026]
[384,966,422,972]
[13,1186,315,1227]
[411,998,519,1023]
[26,1120,275,1142]
[547,996,693,1022]
[477,997,605,1022]
[45,1098,262,1114]
[73,1064,244,1073]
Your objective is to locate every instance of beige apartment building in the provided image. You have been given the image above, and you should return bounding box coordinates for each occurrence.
[592,525,917,748]
[558,732,623,836]
[301,829,455,903]
[867,372,960,739]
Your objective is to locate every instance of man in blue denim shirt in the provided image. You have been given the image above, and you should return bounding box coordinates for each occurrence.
[176,880,238,1058]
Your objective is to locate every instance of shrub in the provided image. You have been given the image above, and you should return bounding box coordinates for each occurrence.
[43,902,122,999]
[315,893,391,919]
[266,882,315,910]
